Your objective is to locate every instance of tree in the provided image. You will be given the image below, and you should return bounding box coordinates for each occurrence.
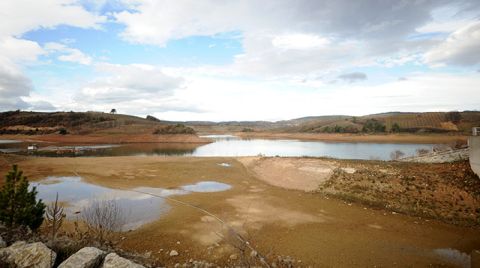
[0,165,45,230]
[110,109,117,114]
[58,128,68,135]
[391,122,401,133]
[362,119,386,133]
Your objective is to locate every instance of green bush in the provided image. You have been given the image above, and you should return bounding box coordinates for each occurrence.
[362,119,386,133]
[59,128,68,135]
[0,165,45,230]
[153,124,196,135]
[391,122,401,133]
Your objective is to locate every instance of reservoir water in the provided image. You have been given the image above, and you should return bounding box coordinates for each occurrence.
[0,135,437,160]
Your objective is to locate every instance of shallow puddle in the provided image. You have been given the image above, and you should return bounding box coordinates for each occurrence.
[181,181,231,192]
[433,248,470,268]
[32,177,231,230]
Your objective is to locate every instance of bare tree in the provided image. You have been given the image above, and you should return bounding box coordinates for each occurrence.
[46,193,65,244]
[45,193,65,266]
[81,199,125,244]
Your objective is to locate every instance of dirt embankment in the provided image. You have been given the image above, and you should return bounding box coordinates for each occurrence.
[235,131,468,144]
[0,133,210,144]
[241,157,480,226]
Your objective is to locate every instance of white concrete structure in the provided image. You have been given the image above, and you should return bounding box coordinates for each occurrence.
[470,127,480,177]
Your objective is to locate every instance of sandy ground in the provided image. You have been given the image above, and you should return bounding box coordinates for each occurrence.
[0,155,479,267]
[0,133,210,144]
[235,131,468,144]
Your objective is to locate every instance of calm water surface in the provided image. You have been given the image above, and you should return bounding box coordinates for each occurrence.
[1,135,437,160]
[32,176,231,230]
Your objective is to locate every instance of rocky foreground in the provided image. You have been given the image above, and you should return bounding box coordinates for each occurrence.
[0,238,225,268]
[0,240,146,268]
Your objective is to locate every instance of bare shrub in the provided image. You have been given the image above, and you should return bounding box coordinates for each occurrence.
[45,193,65,244]
[433,144,451,152]
[416,148,430,156]
[390,150,405,160]
[45,193,65,268]
[81,200,126,244]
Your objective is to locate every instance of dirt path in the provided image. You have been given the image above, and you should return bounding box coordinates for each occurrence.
[1,155,479,267]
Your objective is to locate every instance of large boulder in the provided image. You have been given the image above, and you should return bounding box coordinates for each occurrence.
[0,241,56,268]
[58,247,105,268]
[102,253,145,268]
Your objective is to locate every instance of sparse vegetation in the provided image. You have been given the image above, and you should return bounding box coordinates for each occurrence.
[45,193,65,246]
[0,165,46,231]
[58,128,68,135]
[445,111,462,123]
[362,119,386,133]
[391,122,401,133]
[390,150,405,160]
[81,199,126,245]
[146,115,161,122]
[153,124,196,135]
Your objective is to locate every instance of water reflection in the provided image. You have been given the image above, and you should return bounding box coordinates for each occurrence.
[33,177,232,230]
[0,137,437,160]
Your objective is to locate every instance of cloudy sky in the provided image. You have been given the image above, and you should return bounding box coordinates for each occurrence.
[1,0,479,121]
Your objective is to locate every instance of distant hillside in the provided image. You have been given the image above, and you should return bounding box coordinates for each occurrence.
[1,110,479,135]
[0,111,166,135]
[184,111,480,134]
[271,111,480,134]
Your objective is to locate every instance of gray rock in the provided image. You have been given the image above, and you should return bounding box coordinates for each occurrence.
[0,235,6,248]
[58,247,105,268]
[102,253,145,268]
[0,241,55,268]
[169,250,179,257]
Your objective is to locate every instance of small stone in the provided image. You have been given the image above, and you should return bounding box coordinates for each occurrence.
[170,250,179,257]
[229,254,238,260]
[176,241,181,244]
[250,250,258,258]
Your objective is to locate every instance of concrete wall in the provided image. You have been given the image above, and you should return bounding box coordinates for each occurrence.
[470,136,480,177]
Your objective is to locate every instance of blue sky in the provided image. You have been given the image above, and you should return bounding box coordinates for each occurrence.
[1,0,479,121]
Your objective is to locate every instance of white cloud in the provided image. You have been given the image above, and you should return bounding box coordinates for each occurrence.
[71,63,197,115]
[146,71,480,121]
[113,0,480,78]
[45,42,92,65]
[272,34,330,50]
[0,0,107,111]
[0,0,105,37]
[337,72,367,83]
[424,21,480,66]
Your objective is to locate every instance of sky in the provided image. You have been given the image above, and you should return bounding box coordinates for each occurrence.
[0,0,479,122]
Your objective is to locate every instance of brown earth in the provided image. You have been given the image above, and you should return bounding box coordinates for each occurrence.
[1,155,479,267]
[241,157,480,226]
[235,132,468,144]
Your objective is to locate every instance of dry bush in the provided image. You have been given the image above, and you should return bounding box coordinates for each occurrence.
[416,148,430,156]
[45,193,65,244]
[81,199,126,245]
[390,150,405,160]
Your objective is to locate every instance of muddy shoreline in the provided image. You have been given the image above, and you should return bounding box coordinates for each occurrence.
[0,154,479,267]
[234,131,468,144]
